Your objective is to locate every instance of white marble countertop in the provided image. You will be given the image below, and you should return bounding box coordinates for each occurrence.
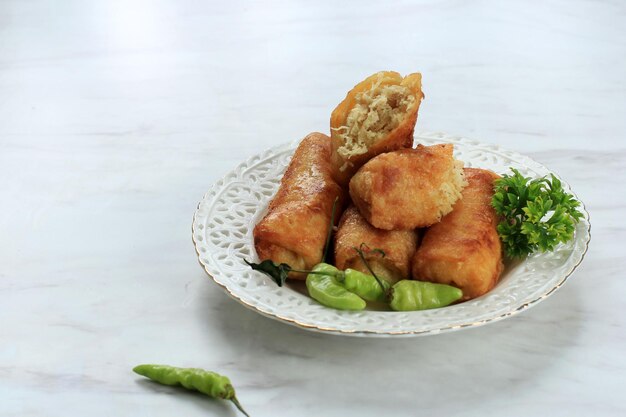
[1,1,624,416]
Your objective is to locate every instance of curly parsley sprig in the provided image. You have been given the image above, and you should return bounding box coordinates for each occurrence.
[492,168,583,258]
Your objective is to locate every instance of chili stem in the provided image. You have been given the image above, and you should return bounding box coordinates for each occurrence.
[353,244,387,297]
[289,269,343,279]
[230,397,250,417]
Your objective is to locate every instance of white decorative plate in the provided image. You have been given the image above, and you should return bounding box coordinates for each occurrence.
[192,132,590,337]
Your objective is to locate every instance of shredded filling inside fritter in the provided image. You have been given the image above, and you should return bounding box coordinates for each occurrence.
[437,159,467,219]
[333,76,416,168]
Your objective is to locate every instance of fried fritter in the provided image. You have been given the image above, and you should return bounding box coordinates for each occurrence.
[334,206,418,284]
[330,71,424,187]
[253,132,344,279]
[412,168,503,300]
[349,144,466,230]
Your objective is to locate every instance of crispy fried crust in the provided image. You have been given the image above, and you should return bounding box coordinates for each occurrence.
[330,71,424,187]
[411,168,504,300]
[349,144,465,230]
[334,206,418,283]
[253,133,345,279]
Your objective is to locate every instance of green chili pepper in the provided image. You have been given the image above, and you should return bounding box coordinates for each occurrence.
[310,262,345,278]
[306,263,366,310]
[341,268,391,302]
[389,280,463,311]
[133,364,249,416]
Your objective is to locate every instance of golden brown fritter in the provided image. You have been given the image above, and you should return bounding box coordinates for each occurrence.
[334,206,418,284]
[253,132,345,279]
[412,168,503,300]
[330,71,424,187]
[349,144,466,230]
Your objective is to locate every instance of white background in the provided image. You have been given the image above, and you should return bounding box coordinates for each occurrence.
[1,1,624,416]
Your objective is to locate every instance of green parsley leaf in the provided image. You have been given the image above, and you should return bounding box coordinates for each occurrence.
[492,168,582,258]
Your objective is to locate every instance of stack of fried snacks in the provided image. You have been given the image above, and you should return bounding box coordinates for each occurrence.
[253,73,505,302]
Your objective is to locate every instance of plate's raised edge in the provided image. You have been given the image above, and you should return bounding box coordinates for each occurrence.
[191,132,591,337]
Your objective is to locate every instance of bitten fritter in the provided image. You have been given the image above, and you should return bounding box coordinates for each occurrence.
[412,168,503,300]
[330,71,424,187]
[349,144,466,230]
[334,206,418,284]
[253,132,344,279]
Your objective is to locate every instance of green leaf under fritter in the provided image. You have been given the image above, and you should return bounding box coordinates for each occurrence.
[244,259,291,287]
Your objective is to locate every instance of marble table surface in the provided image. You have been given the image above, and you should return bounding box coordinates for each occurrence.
[1,1,624,416]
